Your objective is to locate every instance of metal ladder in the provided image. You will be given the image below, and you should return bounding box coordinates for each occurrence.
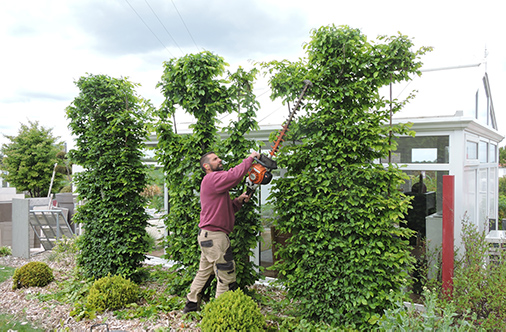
[29,208,74,250]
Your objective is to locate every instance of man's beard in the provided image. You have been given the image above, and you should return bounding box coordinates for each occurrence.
[211,164,223,171]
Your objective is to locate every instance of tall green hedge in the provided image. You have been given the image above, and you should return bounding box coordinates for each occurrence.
[155,52,261,295]
[66,74,150,281]
[263,25,431,329]
[220,67,262,288]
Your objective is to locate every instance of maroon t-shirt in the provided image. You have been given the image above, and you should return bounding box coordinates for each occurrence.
[198,157,254,234]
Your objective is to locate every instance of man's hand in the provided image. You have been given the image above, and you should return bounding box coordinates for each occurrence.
[238,192,251,203]
[249,151,260,159]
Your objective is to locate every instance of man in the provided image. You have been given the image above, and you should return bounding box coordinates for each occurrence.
[183,150,260,313]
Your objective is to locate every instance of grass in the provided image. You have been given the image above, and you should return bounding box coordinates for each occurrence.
[0,313,44,331]
[0,265,16,283]
[0,264,43,331]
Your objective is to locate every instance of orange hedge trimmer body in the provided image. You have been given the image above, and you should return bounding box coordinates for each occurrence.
[246,80,313,197]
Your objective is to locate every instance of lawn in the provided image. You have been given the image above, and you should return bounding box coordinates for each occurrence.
[0,265,15,283]
[0,264,43,331]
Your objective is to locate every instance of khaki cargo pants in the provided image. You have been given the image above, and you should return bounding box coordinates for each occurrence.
[187,229,237,303]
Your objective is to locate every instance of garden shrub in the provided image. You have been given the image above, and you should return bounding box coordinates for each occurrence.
[390,219,506,331]
[155,53,262,295]
[12,261,54,290]
[0,120,64,197]
[66,74,150,282]
[200,289,265,332]
[262,25,430,329]
[86,274,140,312]
[446,219,506,330]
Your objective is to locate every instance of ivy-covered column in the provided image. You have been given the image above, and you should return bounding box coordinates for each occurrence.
[221,67,262,288]
[66,74,150,281]
[263,25,431,329]
[155,52,262,294]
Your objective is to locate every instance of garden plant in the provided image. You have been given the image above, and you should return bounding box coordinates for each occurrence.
[443,219,506,330]
[262,24,432,329]
[154,52,262,295]
[12,261,54,290]
[66,74,151,281]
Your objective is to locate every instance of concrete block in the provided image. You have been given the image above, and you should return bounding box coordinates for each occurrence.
[12,198,30,258]
[28,197,51,209]
[0,187,24,202]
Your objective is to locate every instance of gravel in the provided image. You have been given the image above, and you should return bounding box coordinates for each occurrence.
[0,251,201,331]
[0,251,284,331]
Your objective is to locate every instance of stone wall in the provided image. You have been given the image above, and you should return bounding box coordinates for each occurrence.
[0,188,37,248]
[0,201,13,247]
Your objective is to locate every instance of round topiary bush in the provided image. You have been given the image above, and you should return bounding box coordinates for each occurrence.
[86,274,139,312]
[200,289,265,332]
[12,261,54,290]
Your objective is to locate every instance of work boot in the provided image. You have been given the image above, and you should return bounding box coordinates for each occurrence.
[182,300,199,314]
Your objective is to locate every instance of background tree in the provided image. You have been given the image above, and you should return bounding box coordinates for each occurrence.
[0,121,63,197]
[155,51,261,295]
[262,25,431,328]
[55,150,73,193]
[499,146,506,165]
[66,74,150,281]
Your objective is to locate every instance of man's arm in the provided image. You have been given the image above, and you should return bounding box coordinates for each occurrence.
[212,152,260,193]
[231,192,250,213]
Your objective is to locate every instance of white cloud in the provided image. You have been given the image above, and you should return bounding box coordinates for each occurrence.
[1,0,505,151]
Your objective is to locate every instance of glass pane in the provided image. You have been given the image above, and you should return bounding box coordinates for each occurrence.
[259,178,277,277]
[489,168,496,218]
[489,144,497,163]
[381,136,449,164]
[412,148,437,163]
[466,141,478,159]
[400,170,448,215]
[464,169,476,225]
[479,168,488,192]
[479,141,488,163]
[478,168,488,232]
[479,192,487,232]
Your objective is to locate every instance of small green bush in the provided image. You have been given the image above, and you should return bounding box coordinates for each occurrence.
[200,289,265,332]
[86,274,140,312]
[12,261,54,290]
[0,246,12,257]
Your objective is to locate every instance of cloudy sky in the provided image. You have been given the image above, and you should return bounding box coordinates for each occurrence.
[1,0,505,150]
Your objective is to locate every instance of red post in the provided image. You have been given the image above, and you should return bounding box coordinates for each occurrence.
[442,175,455,299]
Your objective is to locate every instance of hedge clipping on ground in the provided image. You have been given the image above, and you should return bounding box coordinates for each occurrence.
[12,261,54,290]
[200,289,265,331]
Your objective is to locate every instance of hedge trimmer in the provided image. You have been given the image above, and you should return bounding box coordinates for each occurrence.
[246,79,313,198]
